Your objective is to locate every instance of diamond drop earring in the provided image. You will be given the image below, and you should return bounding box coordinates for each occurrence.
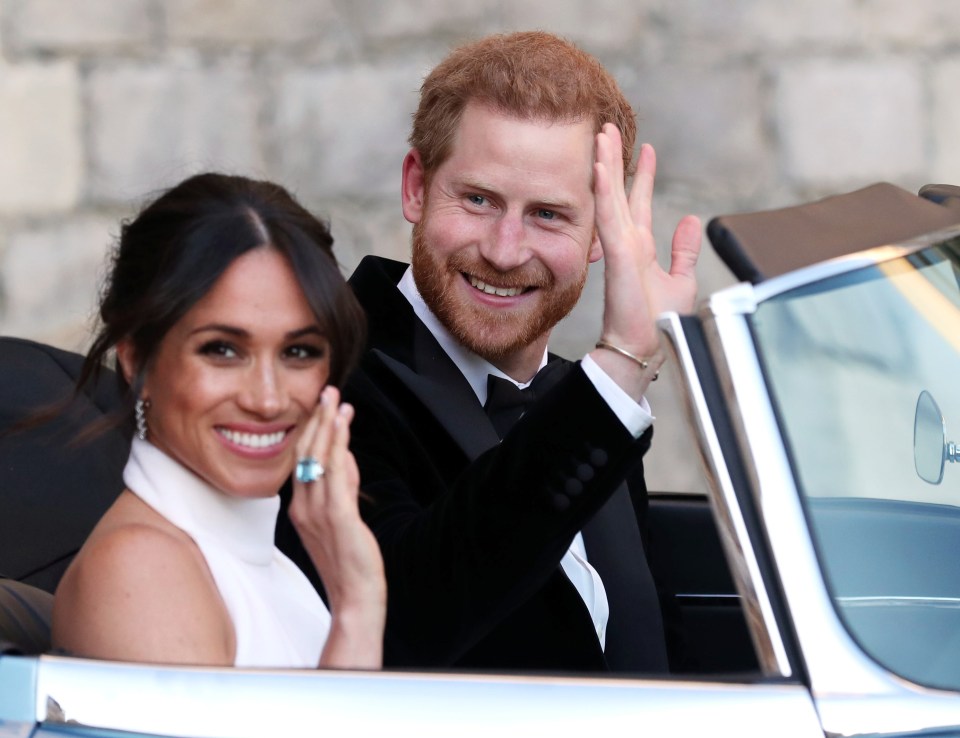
[135,398,149,441]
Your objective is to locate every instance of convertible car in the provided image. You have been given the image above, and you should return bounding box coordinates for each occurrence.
[2,181,960,737]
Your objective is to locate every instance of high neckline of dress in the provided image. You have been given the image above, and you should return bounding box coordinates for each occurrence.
[123,438,280,566]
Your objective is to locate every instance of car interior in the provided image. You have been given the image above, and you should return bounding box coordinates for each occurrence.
[3,181,960,679]
[0,332,756,674]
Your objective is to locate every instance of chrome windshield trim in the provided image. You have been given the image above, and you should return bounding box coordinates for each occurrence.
[696,298,900,696]
[706,224,960,316]
[658,311,791,677]
[696,240,960,735]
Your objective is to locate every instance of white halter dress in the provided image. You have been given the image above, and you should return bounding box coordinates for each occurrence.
[123,438,330,668]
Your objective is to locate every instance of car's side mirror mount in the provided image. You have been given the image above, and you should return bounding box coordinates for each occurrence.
[914,390,959,485]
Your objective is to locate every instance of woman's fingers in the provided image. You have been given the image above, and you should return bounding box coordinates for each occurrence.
[290,387,362,529]
[326,403,359,495]
[294,387,339,486]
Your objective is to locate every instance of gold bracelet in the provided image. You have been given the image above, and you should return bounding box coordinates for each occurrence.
[595,340,660,380]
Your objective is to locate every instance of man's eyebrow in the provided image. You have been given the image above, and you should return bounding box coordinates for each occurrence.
[454,175,496,193]
[533,197,577,211]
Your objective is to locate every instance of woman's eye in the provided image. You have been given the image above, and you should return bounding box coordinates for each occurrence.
[199,341,237,359]
[285,344,325,361]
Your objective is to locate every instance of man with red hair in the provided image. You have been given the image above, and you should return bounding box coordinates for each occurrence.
[283,31,701,673]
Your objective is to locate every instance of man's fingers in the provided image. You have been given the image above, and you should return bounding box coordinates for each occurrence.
[597,123,624,186]
[593,126,637,264]
[670,215,702,280]
[628,143,656,232]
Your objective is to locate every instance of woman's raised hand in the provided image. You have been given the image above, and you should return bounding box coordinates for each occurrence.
[288,385,386,668]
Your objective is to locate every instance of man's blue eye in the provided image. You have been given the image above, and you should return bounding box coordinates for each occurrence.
[538,209,556,220]
[468,194,486,206]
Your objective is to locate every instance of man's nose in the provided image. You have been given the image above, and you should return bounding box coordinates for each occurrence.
[479,212,529,272]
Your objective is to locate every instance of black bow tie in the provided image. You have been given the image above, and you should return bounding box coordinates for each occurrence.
[484,376,533,438]
[483,360,567,439]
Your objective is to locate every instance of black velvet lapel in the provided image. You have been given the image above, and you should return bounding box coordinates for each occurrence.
[350,256,499,460]
[373,346,499,460]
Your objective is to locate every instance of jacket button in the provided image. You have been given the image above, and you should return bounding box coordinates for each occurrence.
[552,493,571,511]
[564,478,583,497]
[576,463,594,482]
[589,448,608,467]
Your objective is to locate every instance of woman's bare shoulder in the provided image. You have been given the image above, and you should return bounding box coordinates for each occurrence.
[52,490,234,665]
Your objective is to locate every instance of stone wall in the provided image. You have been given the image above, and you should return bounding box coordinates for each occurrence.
[2,0,959,491]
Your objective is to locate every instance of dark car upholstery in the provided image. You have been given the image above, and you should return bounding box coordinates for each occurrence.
[0,578,54,655]
[0,336,129,654]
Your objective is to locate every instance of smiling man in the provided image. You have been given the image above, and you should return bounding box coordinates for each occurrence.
[281,31,701,672]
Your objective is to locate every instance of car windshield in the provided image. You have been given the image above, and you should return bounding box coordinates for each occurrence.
[750,235,960,691]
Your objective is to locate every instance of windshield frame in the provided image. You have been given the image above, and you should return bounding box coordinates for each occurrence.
[663,223,960,725]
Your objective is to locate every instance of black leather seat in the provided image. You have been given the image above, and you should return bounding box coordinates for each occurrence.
[0,337,129,593]
[0,578,54,655]
[0,335,129,653]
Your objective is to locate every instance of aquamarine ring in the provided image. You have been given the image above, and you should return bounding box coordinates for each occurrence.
[295,456,324,483]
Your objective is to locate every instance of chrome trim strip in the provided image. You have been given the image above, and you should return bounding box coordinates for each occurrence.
[658,311,791,677]
[675,593,741,600]
[838,596,960,609]
[32,654,826,738]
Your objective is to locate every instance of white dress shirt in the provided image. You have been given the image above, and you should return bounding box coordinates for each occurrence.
[398,268,654,649]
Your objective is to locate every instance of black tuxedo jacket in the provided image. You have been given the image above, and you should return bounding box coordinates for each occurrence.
[279,256,669,673]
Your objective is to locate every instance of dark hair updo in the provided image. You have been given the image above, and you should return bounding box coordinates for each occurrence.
[79,173,366,418]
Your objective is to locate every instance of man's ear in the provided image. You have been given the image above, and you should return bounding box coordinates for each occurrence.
[115,338,140,389]
[588,230,603,263]
[401,148,427,225]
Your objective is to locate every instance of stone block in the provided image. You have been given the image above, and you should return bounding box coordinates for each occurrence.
[268,61,423,201]
[856,0,960,47]
[342,0,499,41]
[87,59,264,203]
[164,0,338,45]
[5,0,153,54]
[657,0,859,57]
[0,61,82,215]
[777,58,925,186]
[931,58,960,185]
[622,62,773,199]
[0,215,115,349]
[502,0,655,50]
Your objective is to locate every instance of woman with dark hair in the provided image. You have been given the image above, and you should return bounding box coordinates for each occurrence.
[51,173,385,668]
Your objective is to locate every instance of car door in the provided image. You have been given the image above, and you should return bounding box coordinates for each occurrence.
[661,224,960,737]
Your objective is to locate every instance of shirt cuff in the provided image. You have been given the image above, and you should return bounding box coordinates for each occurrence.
[580,354,653,438]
